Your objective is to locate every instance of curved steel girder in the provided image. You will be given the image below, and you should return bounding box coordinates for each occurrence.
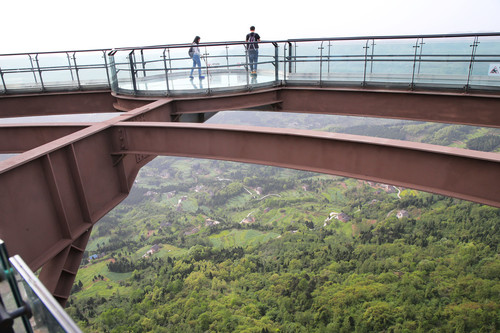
[162,87,500,128]
[1,86,500,128]
[113,86,500,127]
[112,122,500,208]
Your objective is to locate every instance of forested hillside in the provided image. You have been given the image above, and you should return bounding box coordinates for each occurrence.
[65,113,500,332]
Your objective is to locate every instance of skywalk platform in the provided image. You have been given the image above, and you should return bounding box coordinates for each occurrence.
[0,33,499,309]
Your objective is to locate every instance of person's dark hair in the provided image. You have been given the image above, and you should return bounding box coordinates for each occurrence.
[250,26,255,31]
[193,36,201,44]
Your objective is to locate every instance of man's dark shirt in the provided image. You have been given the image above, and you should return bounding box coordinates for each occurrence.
[246,32,261,49]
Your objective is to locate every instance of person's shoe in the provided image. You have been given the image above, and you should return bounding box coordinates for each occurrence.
[199,75,205,79]
[189,75,194,79]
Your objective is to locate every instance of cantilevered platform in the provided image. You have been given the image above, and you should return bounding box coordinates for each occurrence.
[1,33,499,305]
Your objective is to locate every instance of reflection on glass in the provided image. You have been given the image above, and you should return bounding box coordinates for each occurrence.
[1,35,500,95]
[10,256,81,332]
[0,240,81,332]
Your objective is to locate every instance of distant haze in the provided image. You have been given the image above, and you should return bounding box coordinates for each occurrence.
[1,0,500,54]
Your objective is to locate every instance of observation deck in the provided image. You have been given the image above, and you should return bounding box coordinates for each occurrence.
[2,33,500,96]
[0,33,500,317]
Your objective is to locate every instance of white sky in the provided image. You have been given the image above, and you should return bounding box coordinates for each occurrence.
[1,0,500,54]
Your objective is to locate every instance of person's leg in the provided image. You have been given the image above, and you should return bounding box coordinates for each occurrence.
[249,50,256,72]
[190,57,196,77]
[194,55,203,78]
[254,50,259,71]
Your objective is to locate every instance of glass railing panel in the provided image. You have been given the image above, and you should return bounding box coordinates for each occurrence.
[250,43,277,85]
[318,39,367,84]
[0,54,41,91]
[469,36,500,90]
[0,54,34,70]
[76,68,109,86]
[2,71,42,92]
[109,43,280,95]
[72,51,106,66]
[34,53,78,89]
[126,46,190,93]
[4,34,500,95]
[225,44,249,75]
[288,41,323,82]
[0,253,29,331]
[133,48,166,80]
[72,51,109,86]
[413,37,475,89]
[364,38,418,86]
[9,255,82,332]
[209,44,250,89]
[111,50,135,92]
[0,240,82,332]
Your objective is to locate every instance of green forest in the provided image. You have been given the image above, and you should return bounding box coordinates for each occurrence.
[65,113,500,332]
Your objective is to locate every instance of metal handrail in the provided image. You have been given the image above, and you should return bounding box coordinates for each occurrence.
[1,32,499,56]
[1,33,500,96]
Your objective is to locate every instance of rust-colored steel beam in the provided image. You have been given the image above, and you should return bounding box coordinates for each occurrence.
[0,90,117,118]
[2,86,500,128]
[0,123,89,153]
[172,89,281,114]
[0,100,169,305]
[278,87,500,128]
[112,122,500,208]
[1,86,500,305]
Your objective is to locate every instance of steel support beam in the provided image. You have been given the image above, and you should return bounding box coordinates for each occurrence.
[113,122,500,208]
[0,91,117,118]
[0,123,89,153]
[0,87,499,305]
[0,100,170,305]
[278,87,500,128]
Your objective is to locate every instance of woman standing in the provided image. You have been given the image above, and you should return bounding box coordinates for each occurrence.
[189,36,205,79]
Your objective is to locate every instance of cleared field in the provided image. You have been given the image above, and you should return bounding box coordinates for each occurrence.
[209,229,280,248]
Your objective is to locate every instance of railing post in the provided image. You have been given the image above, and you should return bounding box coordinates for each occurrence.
[203,46,211,93]
[362,39,370,87]
[34,54,45,92]
[128,50,137,94]
[65,52,75,82]
[417,39,425,75]
[319,41,324,85]
[245,44,250,88]
[107,50,119,92]
[370,39,376,74]
[0,66,6,94]
[283,42,289,83]
[140,49,146,78]
[327,41,332,74]
[71,52,82,90]
[273,42,279,83]
[103,50,111,87]
[411,38,421,90]
[162,48,171,95]
[28,54,38,84]
[465,36,479,92]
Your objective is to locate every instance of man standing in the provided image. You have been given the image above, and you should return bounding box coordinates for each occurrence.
[246,26,261,75]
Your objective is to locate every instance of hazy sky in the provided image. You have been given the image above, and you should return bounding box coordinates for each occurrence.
[2,0,500,53]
